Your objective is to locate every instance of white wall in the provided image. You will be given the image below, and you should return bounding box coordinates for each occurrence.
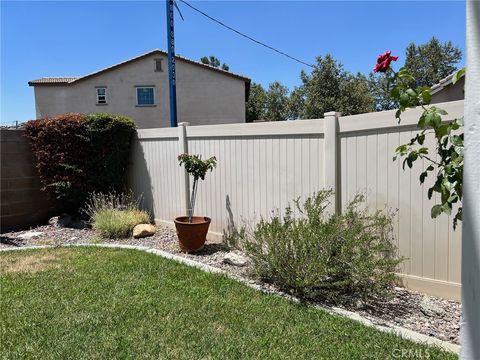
[129,100,464,300]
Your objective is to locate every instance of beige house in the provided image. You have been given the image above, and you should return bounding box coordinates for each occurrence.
[430,72,465,104]
[29,49,251,128]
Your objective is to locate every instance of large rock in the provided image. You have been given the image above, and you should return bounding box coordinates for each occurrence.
[17,231,43,240]
[223,252,248,267]
[133,224,156,238]
[420,296,445,317]
[49,214,89,229]
[49,214,73,228]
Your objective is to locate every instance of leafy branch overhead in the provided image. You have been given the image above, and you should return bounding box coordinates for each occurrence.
[373,51,464,228]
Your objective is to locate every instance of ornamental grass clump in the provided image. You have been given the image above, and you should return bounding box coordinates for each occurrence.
[84,191,150,238]
[229,190,403,305]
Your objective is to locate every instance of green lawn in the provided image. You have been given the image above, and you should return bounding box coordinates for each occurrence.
[0,247,456,360]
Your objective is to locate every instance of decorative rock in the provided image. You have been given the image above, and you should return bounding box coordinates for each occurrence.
[49,214,73,228]
[223,252,248,267]
[17,231,43,240]
[133,224,156,238]
[420,296,445,317]
[355,299,365,309]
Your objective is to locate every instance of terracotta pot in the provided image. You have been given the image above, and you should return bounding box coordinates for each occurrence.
[174,216,211,253]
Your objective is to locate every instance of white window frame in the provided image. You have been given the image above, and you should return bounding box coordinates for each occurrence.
[135,86,156,106]
[96,87,107,105]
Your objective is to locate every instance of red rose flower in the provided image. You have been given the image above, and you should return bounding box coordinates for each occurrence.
[373,51,398,73]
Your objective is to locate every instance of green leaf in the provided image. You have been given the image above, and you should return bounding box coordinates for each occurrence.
[390,87,400,99]
[435,124,449,138]
[421,90,432,104]
[431,204,443,218]
[451,122,460,130]
[431,113,441,128]
[417,134,425,145]
[420,171,428,184]
[406,88,417,98]
[399,93,409,107]
[427,187,434,200]
[418,114,426,128]
[395,144,408,153]
[395,109,402,120]
[442,203,452,215]
[452,68,465,84]
[451,135,463,146]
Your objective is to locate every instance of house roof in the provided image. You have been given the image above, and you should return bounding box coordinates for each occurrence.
[430,71,465,95]
[28,77,80,85]
[28,49,251,87]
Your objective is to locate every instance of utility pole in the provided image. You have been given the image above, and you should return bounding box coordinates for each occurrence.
[166,0,178,127]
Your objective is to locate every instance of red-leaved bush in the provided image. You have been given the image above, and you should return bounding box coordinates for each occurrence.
[24,113,135,211]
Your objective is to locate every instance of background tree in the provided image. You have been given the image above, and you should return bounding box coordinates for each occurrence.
[339,73,375,115]
[287,87,305,120]
[368,70,398,111]
[404,37,462,87]
[246,82,267,122]
[264,81,289,121]
[200,55,229,71]
[299,55,374,118]
[300,55,343,118]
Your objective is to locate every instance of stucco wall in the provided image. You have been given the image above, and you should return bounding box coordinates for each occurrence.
[431,76,465,104]
[33,53,247,128]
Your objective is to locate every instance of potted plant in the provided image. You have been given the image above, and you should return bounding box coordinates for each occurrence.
[175,154,217,252]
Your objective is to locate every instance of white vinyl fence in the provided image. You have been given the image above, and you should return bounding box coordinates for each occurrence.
[129,100,463,300]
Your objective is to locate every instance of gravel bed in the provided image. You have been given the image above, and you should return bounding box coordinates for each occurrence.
[1,224,460,344]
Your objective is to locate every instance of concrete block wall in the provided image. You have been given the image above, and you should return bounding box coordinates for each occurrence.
[1,129,57,232]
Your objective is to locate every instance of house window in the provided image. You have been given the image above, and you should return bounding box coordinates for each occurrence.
[154,58,163,72]
[136,87,155,106]
[96,87,107,104]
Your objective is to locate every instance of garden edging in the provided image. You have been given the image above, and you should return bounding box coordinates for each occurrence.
[0,243,459,354]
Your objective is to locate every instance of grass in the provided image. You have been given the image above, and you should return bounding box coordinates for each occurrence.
[91,209,150,238]
[0,248,457,360]
[83,191,150,238]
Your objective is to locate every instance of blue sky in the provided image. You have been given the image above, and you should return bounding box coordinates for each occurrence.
[1,1,465,125]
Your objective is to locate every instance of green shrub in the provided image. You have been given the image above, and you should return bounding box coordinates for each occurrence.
[84,191,150,238]
[228,190,403,305]
[24,113,136,211]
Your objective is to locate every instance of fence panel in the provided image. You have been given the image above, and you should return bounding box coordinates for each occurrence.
[185,121,326,234]
[338,100,463,299]
[128,100,463,300]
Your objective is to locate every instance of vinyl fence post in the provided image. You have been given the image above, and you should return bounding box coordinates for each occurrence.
[178,122,190,216]
[461,1,480,359]
[324,111,341,215]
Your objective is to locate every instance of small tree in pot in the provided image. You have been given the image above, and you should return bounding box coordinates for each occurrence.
[175,154,217,252]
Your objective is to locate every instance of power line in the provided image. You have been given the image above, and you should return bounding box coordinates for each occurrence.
[177,0,315,68]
